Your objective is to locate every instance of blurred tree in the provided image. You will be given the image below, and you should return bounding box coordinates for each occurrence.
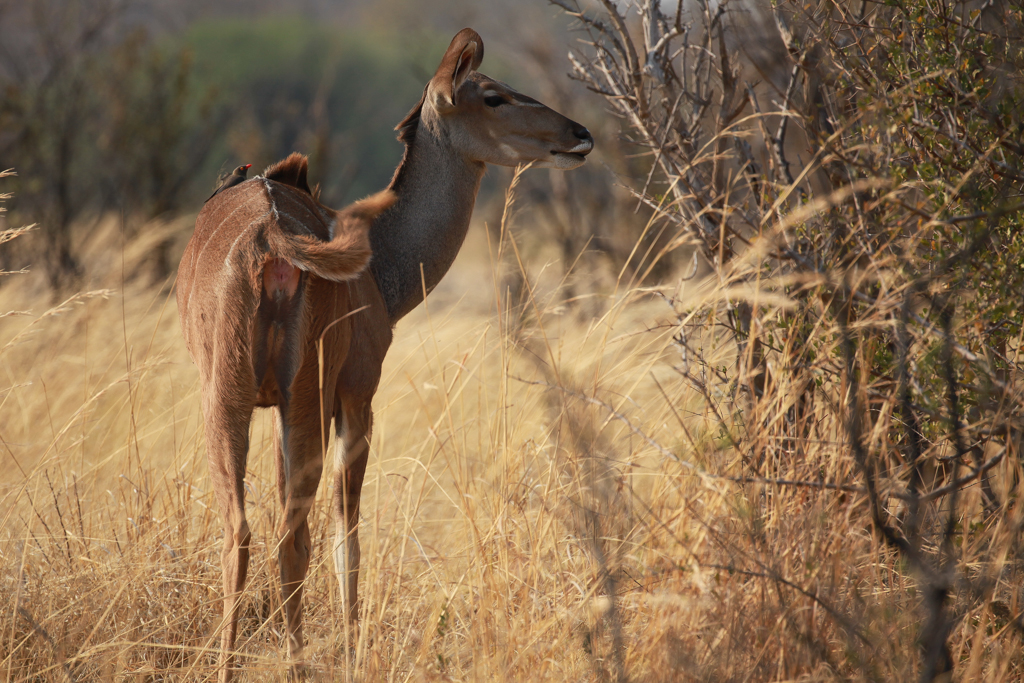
[0,6,439,290]
[0,0,225,289]
[181,17,441,205]
[0,0,128,289]
[98,30,225,220]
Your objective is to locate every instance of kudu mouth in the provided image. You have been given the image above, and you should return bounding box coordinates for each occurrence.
[550,145,593,169]
[551,124,594,168]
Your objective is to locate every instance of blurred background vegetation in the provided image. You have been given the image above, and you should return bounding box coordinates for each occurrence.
[0,0,640,292]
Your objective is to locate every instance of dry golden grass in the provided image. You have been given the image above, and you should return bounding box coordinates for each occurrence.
[2,178,1022,682]
[0,199,679,681]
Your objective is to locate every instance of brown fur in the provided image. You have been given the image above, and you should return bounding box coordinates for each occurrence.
[176,155,393,682]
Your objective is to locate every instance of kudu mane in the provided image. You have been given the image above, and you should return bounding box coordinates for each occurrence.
[388,87,427,191]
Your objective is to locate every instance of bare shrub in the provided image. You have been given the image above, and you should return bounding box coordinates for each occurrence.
[548,0,1024,679]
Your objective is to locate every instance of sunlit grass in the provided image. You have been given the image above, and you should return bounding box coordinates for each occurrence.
[2,175,1021,681]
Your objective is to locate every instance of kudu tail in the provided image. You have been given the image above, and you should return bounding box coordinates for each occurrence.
[265,190,395,282]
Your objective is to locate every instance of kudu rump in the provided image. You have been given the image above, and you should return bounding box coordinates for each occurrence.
[177,28,593,679]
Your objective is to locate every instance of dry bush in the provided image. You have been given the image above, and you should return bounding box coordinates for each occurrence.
[546,0,1024,680]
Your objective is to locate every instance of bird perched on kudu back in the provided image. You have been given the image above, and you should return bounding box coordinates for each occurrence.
[207,163,252,201]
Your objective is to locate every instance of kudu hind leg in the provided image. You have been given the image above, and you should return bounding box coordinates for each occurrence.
[203,393,255,683]
[273,407,327,660]
[332,400,372,621]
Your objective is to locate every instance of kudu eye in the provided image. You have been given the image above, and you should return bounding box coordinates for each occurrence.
[484,95,507,108]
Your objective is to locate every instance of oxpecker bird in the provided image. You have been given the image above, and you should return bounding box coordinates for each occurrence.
[206,164,252,201]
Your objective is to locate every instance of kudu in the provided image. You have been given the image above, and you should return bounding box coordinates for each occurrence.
[177,27,592,680]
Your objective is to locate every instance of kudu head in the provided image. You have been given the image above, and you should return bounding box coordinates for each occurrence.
[407,28,594,170]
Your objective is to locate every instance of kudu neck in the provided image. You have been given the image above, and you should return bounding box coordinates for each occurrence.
[370,116,486,324]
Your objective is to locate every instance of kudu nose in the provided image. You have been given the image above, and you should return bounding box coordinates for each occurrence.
[574,125,593,141]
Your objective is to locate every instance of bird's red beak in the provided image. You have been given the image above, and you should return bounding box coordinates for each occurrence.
[243,164,252,170]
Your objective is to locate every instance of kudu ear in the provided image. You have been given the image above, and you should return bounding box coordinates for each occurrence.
[430,28,484,109]
[264,153,312,195]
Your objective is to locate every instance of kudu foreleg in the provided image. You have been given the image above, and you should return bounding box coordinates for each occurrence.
[203,393,255,683]
[332,400,372,622]
[273,408,327,661]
